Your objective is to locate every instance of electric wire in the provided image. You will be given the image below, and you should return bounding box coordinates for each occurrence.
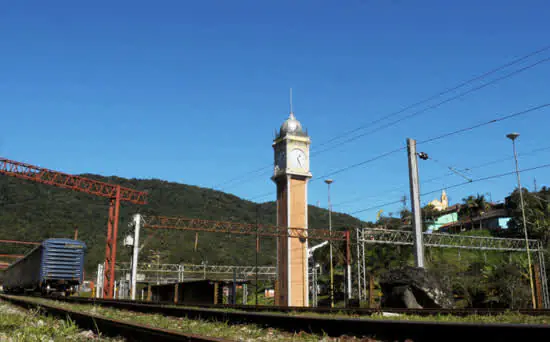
[416,103,550,145]
[248,103,549,201]
[333,144,550,209]
[314,57,550,156]
[427,157,473,182]
[349,163,550,215]
[312,44,550,151]
[213,46,550,191]
[248,146,406,201]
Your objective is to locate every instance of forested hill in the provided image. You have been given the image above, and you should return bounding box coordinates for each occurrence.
[0,174,366,275]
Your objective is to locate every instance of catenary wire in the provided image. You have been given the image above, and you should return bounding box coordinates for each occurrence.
[213,46,550,191]
[312,57,550,156]
[248,103,549,201]
[312,44,550,150]
[349,163,550,215]
[218,56,550,191]
[332,144,550,209]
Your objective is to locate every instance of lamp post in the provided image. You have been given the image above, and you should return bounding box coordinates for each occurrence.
[506,132,536,309]
[325,179,334,308]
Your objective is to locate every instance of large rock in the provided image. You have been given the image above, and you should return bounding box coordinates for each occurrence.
[379,266,454,309]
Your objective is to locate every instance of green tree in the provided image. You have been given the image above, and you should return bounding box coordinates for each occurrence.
[505,188,550,244]
[459,194,489,230]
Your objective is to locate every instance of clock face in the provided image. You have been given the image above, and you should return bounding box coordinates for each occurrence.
[289,148,307,170]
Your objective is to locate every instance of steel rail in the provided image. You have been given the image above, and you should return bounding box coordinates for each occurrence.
[63,296,550,317]
[56,297,550,341]
[0,295,228,342]
[186,303,550,317]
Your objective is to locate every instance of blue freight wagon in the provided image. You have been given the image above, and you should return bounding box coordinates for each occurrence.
[3,238,86,295]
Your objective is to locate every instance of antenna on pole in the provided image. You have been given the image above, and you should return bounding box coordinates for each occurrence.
[289,88,293,114]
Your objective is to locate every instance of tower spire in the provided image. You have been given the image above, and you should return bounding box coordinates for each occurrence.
[289,88,293,115]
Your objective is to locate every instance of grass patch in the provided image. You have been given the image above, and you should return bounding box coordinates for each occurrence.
[0,299,119,341]
[23,297,380,341]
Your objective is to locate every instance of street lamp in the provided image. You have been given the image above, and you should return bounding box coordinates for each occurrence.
[506,132,536,309]
[324,179,334,308]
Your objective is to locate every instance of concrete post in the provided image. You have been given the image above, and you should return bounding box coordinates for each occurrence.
[407,138,425,268]
[131,213,141,300]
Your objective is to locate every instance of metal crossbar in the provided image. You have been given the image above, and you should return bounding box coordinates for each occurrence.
[356,227,549,308]
[116,262,276,275]
[141,216,346,240]
[0,157,146,204]
[360,228,542,252]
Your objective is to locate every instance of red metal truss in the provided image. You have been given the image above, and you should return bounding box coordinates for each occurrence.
[0,157,147,205]
[0,157,147,299]
[141,216,347,241]
[0,239,40,245]
[0,254,24,258]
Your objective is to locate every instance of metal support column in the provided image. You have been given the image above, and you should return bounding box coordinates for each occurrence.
[130,213,141,300]
[243,284,248,305]
[103,185,122,299]
[406,138,425,268]
[356,228,362,301]
[312,266,317,307]
[96,263,104,299]
[361,228,367,301]
[232,269,237,305]
[345,230,352,302]
[537,244,549,308]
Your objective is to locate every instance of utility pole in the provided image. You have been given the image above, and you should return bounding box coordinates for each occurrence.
[130,213,141,300]
[345,230,352,304]
[255,204,260,306]
[507,132,536,309]
[406,138,425,268]
[325,179,335,307]
[356,227,362,302]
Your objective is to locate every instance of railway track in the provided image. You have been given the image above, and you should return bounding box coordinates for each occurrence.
[0,294,229,342]
[64,295,550,317]
[52,296,550,341]
[185,303,550,317]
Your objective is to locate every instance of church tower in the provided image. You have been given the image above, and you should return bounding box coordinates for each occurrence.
[272,105,312,307]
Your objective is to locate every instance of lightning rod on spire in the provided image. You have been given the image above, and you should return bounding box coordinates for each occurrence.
[290,88,293,114]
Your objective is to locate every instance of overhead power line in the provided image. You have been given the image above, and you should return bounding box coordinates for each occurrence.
[349,163,550,215]
[213,45,550,191]
[249,103,549,201]
[313,57,550,156]
[333,143,550,209]
[312,44,550,151]
[417,104,550,145]
[335,144,550,208]
[426,157,473,182]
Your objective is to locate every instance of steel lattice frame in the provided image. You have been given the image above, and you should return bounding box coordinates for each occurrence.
[116,262,276,275]
[0,158,146,203]
[361,228,543,251]
[111,263,277,286]
[356,227,550,308]
[141,216,347,241]
[0,157,147,299]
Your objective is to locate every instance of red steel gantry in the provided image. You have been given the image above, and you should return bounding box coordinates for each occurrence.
[0,157,147,298]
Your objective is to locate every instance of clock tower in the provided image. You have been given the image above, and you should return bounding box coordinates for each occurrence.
[272,108,312,307]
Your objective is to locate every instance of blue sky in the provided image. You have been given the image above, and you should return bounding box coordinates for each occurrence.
[1,0,549,223]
